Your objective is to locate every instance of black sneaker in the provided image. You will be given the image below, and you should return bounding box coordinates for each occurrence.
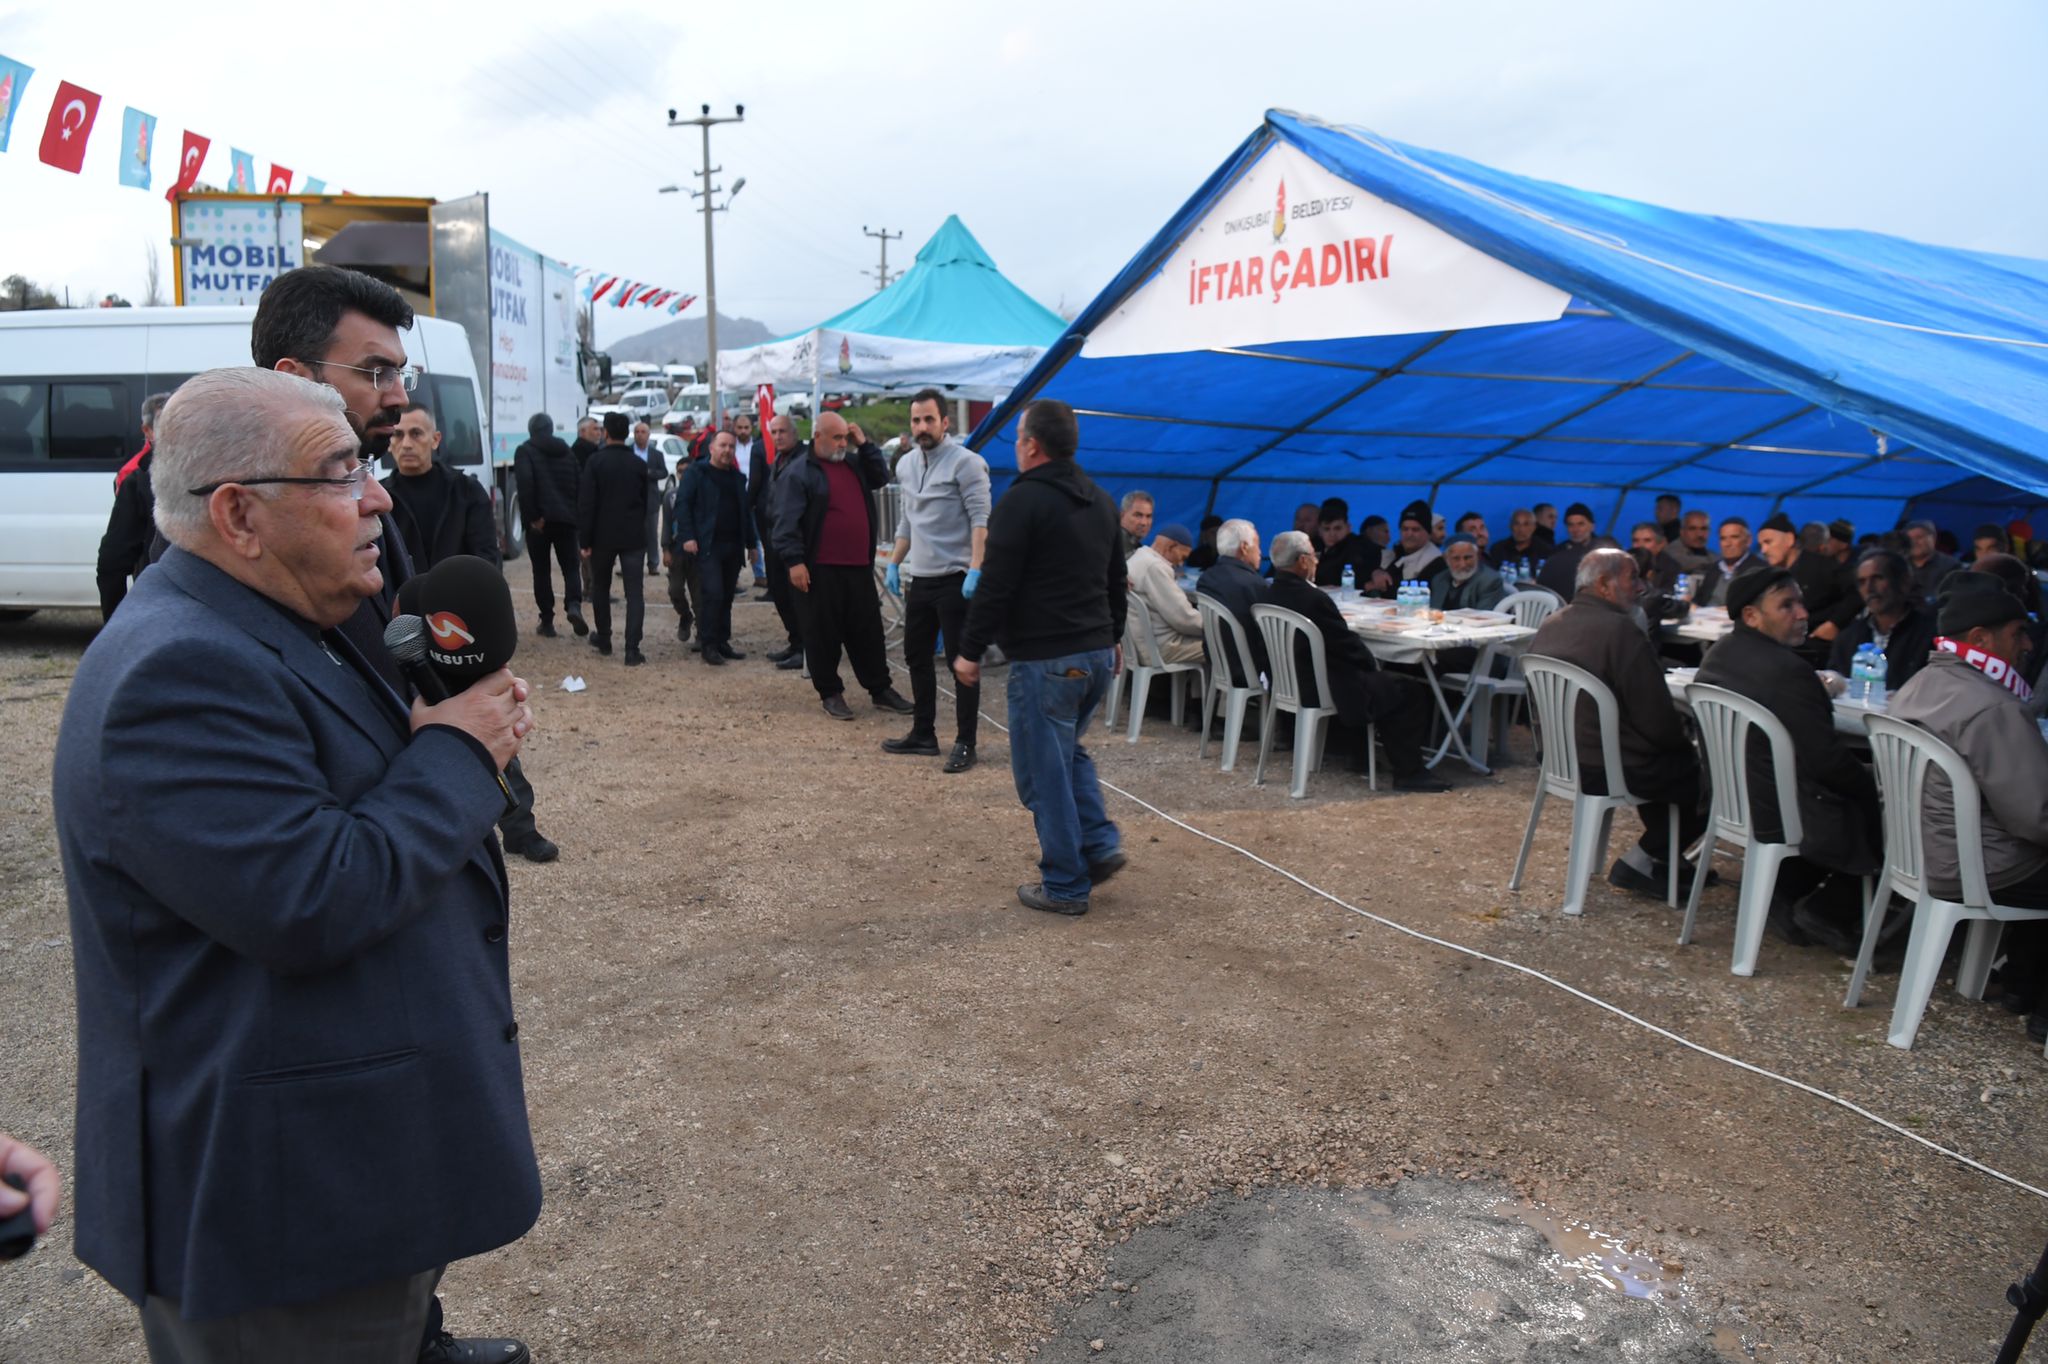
[1606,859,1668,901]
[624,647,645,667]
[701,647,726,666]
[717,642,745,660]
[1017,882,1088,916]
[536,620,558,639]
[871,686,915,714]
[1087,850,1127,886]
[768,644,801,663]
[882,731,941,756]
[822,694,855,721]
[565,607,589,637]
[503,835,559,864]
[676,619,693,644]
[418,1331,531,1364]
[943,742,978,774]
[590,636,613,656]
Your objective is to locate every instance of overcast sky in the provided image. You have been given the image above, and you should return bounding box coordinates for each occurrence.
[3,0,2044,350]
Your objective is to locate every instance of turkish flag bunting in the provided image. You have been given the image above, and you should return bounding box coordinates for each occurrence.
[756,385,776,454]
[164,130,209,201]
[266,163,292,194]
[37,79,100,173]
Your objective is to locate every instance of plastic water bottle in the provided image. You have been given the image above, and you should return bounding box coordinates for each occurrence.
[1341,564,1356,594]
[1847,645,1869,703]
[1867,647,1888,708]
[1675,572,1691,602]
[1520,557,1532,585]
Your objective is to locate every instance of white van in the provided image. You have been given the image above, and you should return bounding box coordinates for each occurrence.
[0,306,490,615]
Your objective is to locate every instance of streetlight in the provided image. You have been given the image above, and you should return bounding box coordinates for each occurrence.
[665,103,744,421]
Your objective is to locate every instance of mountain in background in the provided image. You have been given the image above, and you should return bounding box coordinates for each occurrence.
[604,311,779,367]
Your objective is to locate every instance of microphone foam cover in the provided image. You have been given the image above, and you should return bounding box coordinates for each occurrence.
[417,555,517,685]
[382,613,431,667]
[396,574,424,619]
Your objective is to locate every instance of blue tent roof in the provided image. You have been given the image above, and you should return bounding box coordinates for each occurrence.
[970,110,2048,540]
[786,215,1067,348]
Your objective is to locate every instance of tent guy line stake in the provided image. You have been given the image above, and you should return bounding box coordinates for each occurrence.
[899,657,2048,1204]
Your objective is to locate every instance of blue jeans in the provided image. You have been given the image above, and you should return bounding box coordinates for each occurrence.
[1006,649,1120,902]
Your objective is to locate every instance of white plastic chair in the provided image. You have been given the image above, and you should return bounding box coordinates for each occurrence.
[1682,683,1872,975]
[1449,590,1562,761]
[1850,715,2048,1050]
[1510,655,1680,915]
[1250,604,1354,797]
[1195,594,1266,772]
[1105,594,1205,743]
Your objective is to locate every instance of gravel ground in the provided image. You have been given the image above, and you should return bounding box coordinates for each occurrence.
[3,575,2047,1363]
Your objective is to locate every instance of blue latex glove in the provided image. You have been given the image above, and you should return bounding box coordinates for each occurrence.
[884,562,902,596]
[962,567,982,599]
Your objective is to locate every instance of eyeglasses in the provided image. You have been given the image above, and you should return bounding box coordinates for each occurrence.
[189,462,379,501]
[309,359,420,393]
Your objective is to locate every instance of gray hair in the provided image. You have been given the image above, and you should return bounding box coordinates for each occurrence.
[1799,521,1829,552]
[1271,530,1315,570]
[1576,546,1634,593]
[153,368,349,547]
[140,390,172,431]
[1214,518,1257,559]
[1119,489,1153,513]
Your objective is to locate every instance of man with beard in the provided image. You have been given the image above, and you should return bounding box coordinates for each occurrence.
[1696,569,1883,952]
[1904,519,1962,604]
[669,429,755,666]
[882,389,990,771]
[210,266,536,1363]
[753,415,806,668]
[1528,548,1707,899]
[1664,509,1716,577]
[512,412,587,638]
[1826,548,1939,692]
[770,411,914,721]
[1118,490,1154,559]
[1428,534,1505,611]
[570,415,603,466]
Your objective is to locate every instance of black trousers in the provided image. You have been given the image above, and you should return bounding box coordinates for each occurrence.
[903,570,978,745]
[798,563,891,700]
[528,523,582,623]
[588,549,644,649]
[1584,746,1708,864]
[757,512,803,651]
[697,548,742,649]
[496,756,538,846]
[666,549,702,635]
[1338,671,1432,777]
[643,501,661,574]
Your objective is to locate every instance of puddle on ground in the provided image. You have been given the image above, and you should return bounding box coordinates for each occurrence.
[1502,1199,1684,1300]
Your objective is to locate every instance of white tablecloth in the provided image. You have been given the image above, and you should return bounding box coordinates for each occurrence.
[1665,667,1877,738]
[1335,599,1535,664]
[1663,606,1733,645]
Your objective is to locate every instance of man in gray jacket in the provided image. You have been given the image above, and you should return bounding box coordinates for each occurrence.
[1888,575,2048,1042]
[882,390,991,770]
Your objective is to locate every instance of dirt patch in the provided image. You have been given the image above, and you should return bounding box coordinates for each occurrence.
[1,580,2044,1362]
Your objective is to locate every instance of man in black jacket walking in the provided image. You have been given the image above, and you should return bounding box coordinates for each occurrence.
[578,411,649,665]
[513,412,587,638]
[670,429,756,665]
[754,415,806,664]
[94,390,169,620]
[769,411,913,719]
[954,400,1127,916]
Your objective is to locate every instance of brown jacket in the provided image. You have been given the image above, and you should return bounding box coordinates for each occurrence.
[1886,650,2048,897]
[1528,593,1691,774]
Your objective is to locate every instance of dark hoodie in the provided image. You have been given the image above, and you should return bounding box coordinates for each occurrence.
[961,459,1125,663]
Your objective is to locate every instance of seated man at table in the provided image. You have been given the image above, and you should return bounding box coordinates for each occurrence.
[1391,503,1445,584]
[1695,569,1883,951]
[1630,521,1687,591]
[1490,507,1544,573]
[1827,548,1938,693]
[1195,518,1270,686]
[1268,531,1448,793]
[1696,516,1765,606]
[1757,512,1856,666]
[1529,548,1709,897]
[1454,510,1490,556]
[1312,499,1387,592]
[1429,534,1506,612]
[1125,522,1207,666]
[1889,574,2048,1045]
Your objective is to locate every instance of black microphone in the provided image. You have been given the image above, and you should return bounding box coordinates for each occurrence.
[383,610,517,816]
[416,554,518,687]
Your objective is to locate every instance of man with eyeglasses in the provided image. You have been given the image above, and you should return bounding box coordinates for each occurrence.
[244,265,537,1364]
[55,367,541,1364]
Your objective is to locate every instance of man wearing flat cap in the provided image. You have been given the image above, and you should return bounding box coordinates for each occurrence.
[1125,522,1207,666]
[1429,534,1506,613]
[1890,575,2048,1045]
[1696,568,1883,952]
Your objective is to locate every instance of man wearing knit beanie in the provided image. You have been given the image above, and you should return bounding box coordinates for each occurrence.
[1889,574,2048,1048]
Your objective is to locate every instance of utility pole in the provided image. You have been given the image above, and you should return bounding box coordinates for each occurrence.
[863,225,902,292]
[665,103,745,420]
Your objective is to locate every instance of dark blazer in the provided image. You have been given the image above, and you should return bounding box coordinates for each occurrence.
[768,441,889,569]
[52,549,540,1320]
[95,450,155,619]
[748,441,786,532]
[1269,570,1388,725]
[667,459,757,560]
[1696,553,1765,607]
[1528,592,1693,774]
[578,443,650,553]
[513,433,580,525]
[1695,624,1880,869]
[1195,555,1271,686]
[385,461,499,571]
[1536,540,1593,601]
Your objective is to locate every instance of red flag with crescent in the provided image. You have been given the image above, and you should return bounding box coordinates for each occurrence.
[266,163,292,194]
[37,79,100,173]
[165,130,209,201]
[756,385,776,456]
